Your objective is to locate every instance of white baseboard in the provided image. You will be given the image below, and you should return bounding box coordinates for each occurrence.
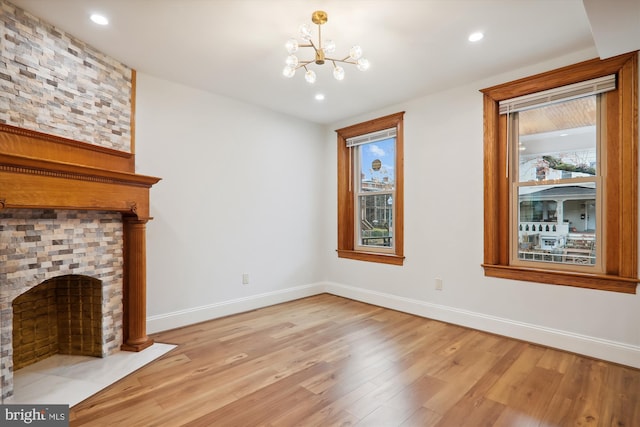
[146,283,324,334]
[323,281,640,369]
[146,281,640,368]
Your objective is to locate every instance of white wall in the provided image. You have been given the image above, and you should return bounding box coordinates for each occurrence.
[134,50,640,368]
[134,73,326,332]
[322,49,640,368]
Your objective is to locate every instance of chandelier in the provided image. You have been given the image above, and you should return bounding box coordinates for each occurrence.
[282,10,370,84]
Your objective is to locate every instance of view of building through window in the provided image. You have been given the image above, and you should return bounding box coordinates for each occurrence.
[514,95,599,267]
[356,134,395,249]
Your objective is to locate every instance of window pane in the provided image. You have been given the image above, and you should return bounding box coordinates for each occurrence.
[358,194,393,247]
[355,135,396,250]
[518,96,597,183]
[359,137,395,192]
[517,183,596,265]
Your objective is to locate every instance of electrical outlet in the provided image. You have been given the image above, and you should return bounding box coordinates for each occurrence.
[435,278,443,291]
[242,273,249,285]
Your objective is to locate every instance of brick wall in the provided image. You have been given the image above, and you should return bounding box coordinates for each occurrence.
[0,209,124,400]
[0,0,133,152]
[12,275,103,370]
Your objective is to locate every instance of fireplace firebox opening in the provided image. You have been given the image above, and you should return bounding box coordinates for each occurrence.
[12,275,103,371]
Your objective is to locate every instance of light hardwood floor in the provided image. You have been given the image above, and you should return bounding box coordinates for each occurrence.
[70,294,639,426]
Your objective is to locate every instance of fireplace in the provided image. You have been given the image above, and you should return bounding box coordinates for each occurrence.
[3,209,123,377]
[0,124,160,400]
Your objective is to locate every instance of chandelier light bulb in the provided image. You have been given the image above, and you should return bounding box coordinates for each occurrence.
[305,69,317,84]
[285,38,299,54]
[333,65,345,81]
[323,40,336,54]
[299,23,312,41]
[349,46,363,60]
[285,55,299,68]
[283,66,296,78]
[357,58,370,71]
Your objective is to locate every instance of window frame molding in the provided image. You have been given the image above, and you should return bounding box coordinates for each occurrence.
[480,52,638,294]
[336,112,405,265]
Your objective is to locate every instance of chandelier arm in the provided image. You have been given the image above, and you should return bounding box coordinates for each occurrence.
[326,57,358,65]
[295,60,315,70]
[307,38,320,54]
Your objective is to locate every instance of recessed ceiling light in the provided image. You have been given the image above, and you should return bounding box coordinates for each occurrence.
[468,32,484,42]
[315,93,325,101]
[90,14,109,26]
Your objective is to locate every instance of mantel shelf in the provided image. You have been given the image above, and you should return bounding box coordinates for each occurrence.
[0,125,161,219]
[0,152,160,188]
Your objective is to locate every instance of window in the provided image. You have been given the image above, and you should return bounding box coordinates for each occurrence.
[336,112,405,265]
[352,128,396,253]
[481,52,638,293]
[512,93,603,271]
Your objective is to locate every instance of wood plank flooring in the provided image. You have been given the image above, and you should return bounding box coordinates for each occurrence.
[70,294,640,426]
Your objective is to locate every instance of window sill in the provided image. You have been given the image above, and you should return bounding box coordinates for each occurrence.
[482,264,637,294]
[337,249,405,266]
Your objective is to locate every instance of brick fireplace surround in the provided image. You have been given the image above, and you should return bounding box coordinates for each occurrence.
[0,124,160,400]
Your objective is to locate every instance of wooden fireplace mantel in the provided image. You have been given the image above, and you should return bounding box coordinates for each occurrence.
[0,123,160,218]
[0,123,161,352]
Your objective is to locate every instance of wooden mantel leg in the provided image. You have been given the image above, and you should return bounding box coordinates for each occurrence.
[121,216,154,352]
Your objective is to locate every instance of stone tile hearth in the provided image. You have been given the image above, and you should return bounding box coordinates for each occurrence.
[5,343,175,406]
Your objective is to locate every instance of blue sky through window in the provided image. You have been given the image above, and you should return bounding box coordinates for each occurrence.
[360,137,395,183]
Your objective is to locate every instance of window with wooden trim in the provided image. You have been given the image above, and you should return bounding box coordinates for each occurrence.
[481,52,638,293]
[336,112,405,265]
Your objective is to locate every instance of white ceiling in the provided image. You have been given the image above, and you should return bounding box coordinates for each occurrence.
[10,0,640,125]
